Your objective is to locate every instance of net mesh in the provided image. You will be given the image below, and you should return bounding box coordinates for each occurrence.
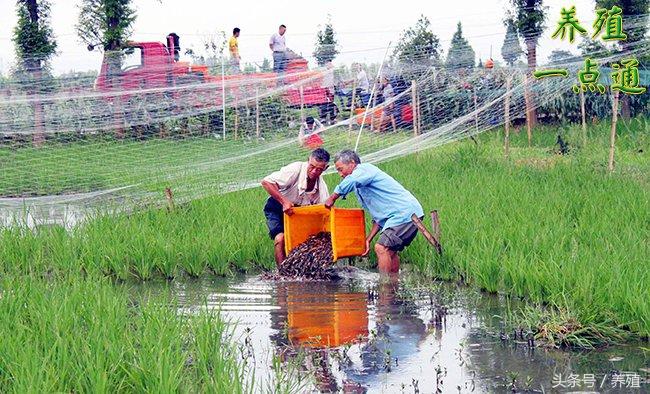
[1,27,648,227]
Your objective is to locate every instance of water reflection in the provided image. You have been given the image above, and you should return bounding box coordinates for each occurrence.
[125,270,649,393]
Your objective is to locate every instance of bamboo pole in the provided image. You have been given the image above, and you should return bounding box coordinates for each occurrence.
[580,88,587,147]
[348,81,357,133]
[299,85,305,124]
[417,86,422,134]
[504,76,511,159]
[473,86,479,136]
[234,95,239,139]
[608,90,620,172]
[411,80,418,136]
[354,43,391,152]
[221,59,226,139]
[524,73,532,147]
[255,87,260,138]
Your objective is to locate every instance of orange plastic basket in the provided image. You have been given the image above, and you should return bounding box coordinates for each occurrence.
[283,205,366,261]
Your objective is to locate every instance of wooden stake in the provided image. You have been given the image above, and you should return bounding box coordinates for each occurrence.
[221,59,226,139]
[255,87,260,138]
[411,214,442,255]
[473,86,479,136]
[411,80,418,136]
[524,73,532,147]
[580,88,587,147]
[164,187,174,212]
[417,87,422,134]
[234,95,239,140]
[608,90,620,172]
[299,85,305,124]
[504,76,511,159]
[430,210,441,247]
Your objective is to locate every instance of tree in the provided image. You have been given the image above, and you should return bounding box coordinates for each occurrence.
[76,0,136,53]
[501,19,523,66]
[507,0,548,127]
[313,15,339,66]
[76,0,136,138]
[393,15,442,67]
[260,58,272,72]
[13,0,57,146]
[446,22,475,69]
[578,36,611,58]
[547,49,580,65]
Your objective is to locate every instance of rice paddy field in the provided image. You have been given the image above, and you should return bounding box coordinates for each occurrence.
[0,118,648,391]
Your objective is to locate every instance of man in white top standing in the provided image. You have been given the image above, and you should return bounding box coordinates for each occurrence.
[261,148,330,266]
[320,61,337,124]
[269,24,288,74]
[355,63,370,106]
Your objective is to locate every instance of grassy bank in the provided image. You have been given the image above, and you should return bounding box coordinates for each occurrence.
[0,119,648,342]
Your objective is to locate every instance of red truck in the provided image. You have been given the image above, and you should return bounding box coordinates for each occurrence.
[95,33,334,115]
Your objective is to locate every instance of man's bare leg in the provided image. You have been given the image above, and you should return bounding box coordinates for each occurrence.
[274,233,286,267]
[375,243,399,273]
[390,252,400,273]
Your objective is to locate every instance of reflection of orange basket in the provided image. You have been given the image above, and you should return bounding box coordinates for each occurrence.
[284,205,366,261]
[287,291,368,348]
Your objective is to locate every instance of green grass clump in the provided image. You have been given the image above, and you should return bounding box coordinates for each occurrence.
[0,275,247,393]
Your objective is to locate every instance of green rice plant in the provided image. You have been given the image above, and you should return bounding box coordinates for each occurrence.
[0,275,249,393]
[0,119,647,342]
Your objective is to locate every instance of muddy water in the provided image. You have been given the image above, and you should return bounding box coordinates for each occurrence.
[126,268,648,393]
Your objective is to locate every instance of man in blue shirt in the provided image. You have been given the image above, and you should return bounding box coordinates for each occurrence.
[324,150,424,273]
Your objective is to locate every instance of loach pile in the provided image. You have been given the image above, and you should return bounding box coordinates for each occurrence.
[266,232,338,280]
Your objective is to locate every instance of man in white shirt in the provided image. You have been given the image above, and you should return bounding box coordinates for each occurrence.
[355,63,370,106]
[320,61,337,124]
[261,148,330,265]
[269,24,288,74]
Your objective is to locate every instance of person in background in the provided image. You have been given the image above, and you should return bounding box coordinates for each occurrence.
[228,27,241,73]
[298,116,325,149]
[378,76,397,132]
[261,148,330,266]
[355,63,371,106]
[269,24,288,74]
[320,61,337,125]
[325,150,423,273]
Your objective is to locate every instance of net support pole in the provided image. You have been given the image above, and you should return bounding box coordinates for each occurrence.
[524,73,532,147]
[504,75,511,159]
[221,58,226,139]
[299,86,305,124]
[580,88,587,147]
[348,80,357,134]
[354,42,391,152]
[417,84,422,134]
[411,80,418,136]
[255,87,260,138]
[608,90,620,172]
[234,94,239,140]
[473,86,479,136]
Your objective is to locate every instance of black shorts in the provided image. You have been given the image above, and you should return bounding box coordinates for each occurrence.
[377,219,420,252]
[263,197,284,239]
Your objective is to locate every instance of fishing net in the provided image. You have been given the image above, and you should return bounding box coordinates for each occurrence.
[1,27,648,227]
